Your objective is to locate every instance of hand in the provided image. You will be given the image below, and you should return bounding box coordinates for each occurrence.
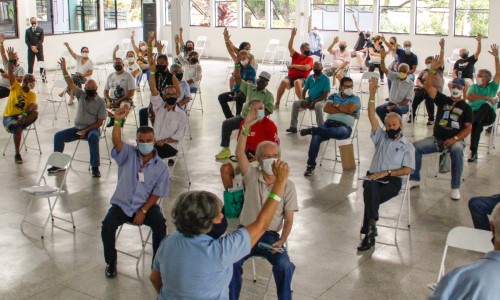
[300,99,309,109]
[475,33,482,43]
[166,137,175,144]
[30,46,38,53]
[131,30,135,38]
[291,27,297,37]
[0,33,5,43]
[430,55,441,70]
[113,106,129,121]
[368,77,379,94]
[58,57,67,70]
[287,64,293,70]
[155,139,165,147]
[114,45,119,53]
[148,31,155,45]
[380,34,386,43]
[106,102,112,109]
[443,138,456,148]
[488,44,499,58]
[7,47,16,60]
[369,171,388,180]
[379,46,386,59]
[179,27,183,33]
[272,159,290,183]
[244,104,259,128]
[223,27,230,40]
[156,40,164,53]
[333,36,339,44]
[439,38,445,49]
[174,34,179,44]
[133,211,145,225]
[272,239,285,249]
[76,129,87,138]
[235,51,242,63]
[63,42,69,48]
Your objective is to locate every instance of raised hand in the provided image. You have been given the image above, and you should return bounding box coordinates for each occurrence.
[333,36,339,44]
[179,27,183,33]
[148,31,155,45]
[6,47,16,60]
[156,40,164,53]
[113,106,129,121]
[488,44,499,57]
[131,30,135,38]
[439,38,445,49]
[63,42,69,48]
[114,45,119,53]
[291,27,297,37]
[58,57,67,70]
[243,103,259,128]
[174,34,179,44]
[0,33,5,43]
[475,33,482,43]
[430,55,441,70]
[223,27,230,40]
[368,77,379,94]
[272,159,290,183]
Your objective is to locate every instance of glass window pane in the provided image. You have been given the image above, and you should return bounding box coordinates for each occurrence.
[0,0,17,38]
[242,0,265,28]
[416,0,449,35]
[215,0,237,27]
[379,0,411,33]
[116,0,142,29]
[82,0,99,31]
[165,0,171,25]
[455,0,489,37]
[344,0,373,32]
[104,0,117,29]
[311,0,339,31]
[456,0,487,9]
[271,0,296,29]
[191,0,211,26]
[36,0,54,34]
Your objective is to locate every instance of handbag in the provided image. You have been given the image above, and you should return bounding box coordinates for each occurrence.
[223,188,245,218]
[439,148,451,174]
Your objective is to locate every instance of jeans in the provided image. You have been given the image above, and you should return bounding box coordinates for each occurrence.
[376,103,409,123]
[136,69,151,86]
[470,103,496,153]
[219,91,246,119]
[410,136,465,189]
[139,107,149,127]
[362,175,402,231]
[310,49,324,61]
[411,89,435,121]
[54,127,100,167]
[101,204,166,265]
[306,121,352,167]
[229,231,295,300]
[468,194,500,230]
[290,100,324,128]
[189,85,198,93]
[220,115,243,148]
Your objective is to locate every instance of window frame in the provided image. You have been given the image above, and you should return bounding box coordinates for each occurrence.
[378,0,411,34]
[343,0,374,32]
[104,0,143,31]
[214,0,237,28]
[190,0,211,27]
[453,0,489,37]
[310,0,340,31]
[270,0,296,29]
[414,0,450,36]
[241,0,266,29]
[164,0,172,26]
[1,0,18,39]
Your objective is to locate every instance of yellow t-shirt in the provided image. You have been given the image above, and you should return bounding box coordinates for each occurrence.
[3,81,36,117]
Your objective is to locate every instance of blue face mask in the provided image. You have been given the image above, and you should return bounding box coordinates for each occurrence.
[257,109,265,120]
[137,142,154,155]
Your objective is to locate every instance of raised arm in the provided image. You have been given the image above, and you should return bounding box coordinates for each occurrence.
[223,27,237,61]
[489,44,500,84]
[171,71,181,99]
[113,45,119,61]
[58,58,76,95]
[308,15,312,33]
[130,31,139,53]
[233,53,242,86]
[63,42,77,59]
[379,47,388,75]
[438,38,445,68]
[352,14,361,34]
[111,107,129,153]
[147,31,155,64]
[473,34,482,60]
[148,57,158,96]
[179,27,184,48]
[380,35,396,52]
[425,55,441,99]
[288,28,297,56]
[327,36,339,55]
[235,104,259,176]
[0,34,6,62]
[174,34,181,56]
[6,47,17,86]
[367,77,380,133]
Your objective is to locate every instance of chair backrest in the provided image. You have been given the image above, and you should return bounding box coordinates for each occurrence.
[446,226,493,253]
[195,36,207,48]
[447,48,461,62]
[361,71,380,81]
[46,152,72,169]
[273,46,288,64]
[265,39,280,52]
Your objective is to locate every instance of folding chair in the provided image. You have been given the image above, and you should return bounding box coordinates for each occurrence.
[2,122,42,156]
[20,152,74,239]
[168,128,191,186]
[427,226,492,290]
[272,46,288,74]
[298,107,317,129]
[188,82,204,114]
[357,72,379,98]
[194,36,208,58]
[319,118,360,167]
[261,39,280,64]
[39,79,71,125]
[445,48,461,76]
[71,118,112,168]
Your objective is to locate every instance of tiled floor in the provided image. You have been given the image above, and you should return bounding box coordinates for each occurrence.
[0,59,498,300]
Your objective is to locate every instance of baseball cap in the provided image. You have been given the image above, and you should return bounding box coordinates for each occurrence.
[451,78,465,88]
[259,71,271,81]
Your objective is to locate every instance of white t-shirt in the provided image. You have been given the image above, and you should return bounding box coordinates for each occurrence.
[75,55,94,77]
[0,61,25,89]
[177,54,202,87]
[104,71,136,100]
[126,62,141,77]
[330,49,350,68]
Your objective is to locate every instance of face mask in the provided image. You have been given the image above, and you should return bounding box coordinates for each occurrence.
[82,53,89,58]
[31,23,36,28]
[404,47,411,54]
[386,128,402,140]
[476,77,484,85]
[390,42,395,45]
[165,97,177,105]
[365,34,371,39]
[240,60,248,67]
[426,64,431,70]
[140,46,147,51]
[190,57,199,64]
[127,57,135,63]
[398,72,407,80]
[257,109,265,120]
[451,88,462,98]
[175,73,183,80]
[85,89,97,98]
[343,88,353,96]
[261,158,277,176]
[460,53,468,59]
[27,82,36,90]
[186,47,194,52]
[137,142,154,155]
[114,64,123,71]
[156,65,166,73]
[339,45,346,51]
[313,69,322,76]
[313,30,318,35]
[303,50,311,56]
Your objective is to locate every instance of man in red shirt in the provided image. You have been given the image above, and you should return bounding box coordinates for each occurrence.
[220,100,279,190]
[275,28,314,109]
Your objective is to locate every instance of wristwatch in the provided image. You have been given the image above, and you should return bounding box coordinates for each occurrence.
[141,208,148,214]
[453,136,459,141]
[386,170,392,176]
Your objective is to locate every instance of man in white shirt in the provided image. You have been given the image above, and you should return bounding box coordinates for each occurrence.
[325,36,350,86]
[169,63,191,108]
[307,15,324,61]
[104,58,136,127]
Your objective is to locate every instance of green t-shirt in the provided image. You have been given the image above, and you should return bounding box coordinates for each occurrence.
[466,81,499,111]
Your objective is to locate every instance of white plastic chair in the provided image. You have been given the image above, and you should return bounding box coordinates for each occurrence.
[20,152,73,239]
[194,36,208,58]
[271,45,288,74]
[357,72,380,108]
[446,48,461,76]
[262,39,280,64]
[320,118,360,168]
[39,79,71,125]
[71,118,112,168]
[167,128,191,186]
[2,122,42,156]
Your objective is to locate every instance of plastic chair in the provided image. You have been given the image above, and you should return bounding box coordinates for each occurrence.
[2,122,42,156]
[261,39,280,64]
[194,36,208,58]
[39,79,71,125]
[357,72,380,109]
[319,118,360,168]
[71,118,112,168]
[298,107,318,129]
[167,128,191,186]
[446,48,461,76]
[271,45,288,73]
[20,152,74,239]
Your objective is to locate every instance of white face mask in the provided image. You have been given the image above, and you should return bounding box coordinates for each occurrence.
[451,88,462,98]
[313,30,318,35]
[82,53,89,58]
[426,64,431,70]
[127,57,135,63]
[404,47,411,54]
[140,45,147,51]
[240,59,248,67]
[261,158,277,176]
[27,82,36,90]
[343,88,353,96]
[257,109,265,120]
[476,77,484,85]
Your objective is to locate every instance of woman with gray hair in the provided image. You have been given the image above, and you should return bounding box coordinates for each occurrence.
[149,161,290,299]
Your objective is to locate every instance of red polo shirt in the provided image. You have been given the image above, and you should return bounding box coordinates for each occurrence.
[238,117,279,153]
[288,52,313,79]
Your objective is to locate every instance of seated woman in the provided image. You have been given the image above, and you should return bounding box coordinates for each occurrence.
[223,27,256,90]
[365,35,384,84]
[62,42,94,105]
[175,35,202,94]
[130,31,150,91]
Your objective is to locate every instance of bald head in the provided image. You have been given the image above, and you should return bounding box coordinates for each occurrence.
[85,79,97,90]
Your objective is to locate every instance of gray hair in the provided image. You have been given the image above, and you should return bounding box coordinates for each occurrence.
[172,191,222,237]
[491,203,500,241]
[398,63,410,72]
[255,141,280,160]
[478,69,492,80]
[170,63,182,73]
[384,112,403,128]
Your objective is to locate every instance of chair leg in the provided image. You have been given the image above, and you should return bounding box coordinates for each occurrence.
[252,259,257,282]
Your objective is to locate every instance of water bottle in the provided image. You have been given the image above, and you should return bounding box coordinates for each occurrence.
[458,71,462,78]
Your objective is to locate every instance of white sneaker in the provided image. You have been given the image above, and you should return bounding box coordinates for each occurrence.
[409,180,420,189]
[451,189,460,200]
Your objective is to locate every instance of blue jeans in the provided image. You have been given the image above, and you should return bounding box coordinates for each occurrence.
[54,127,100,167]
[468,194,500,231]
[229,231,295,300]
[189,85,198,93]
[410,136,465,189]
[376,103,409,123]
[136,69,150,86]
[307,121,352,167]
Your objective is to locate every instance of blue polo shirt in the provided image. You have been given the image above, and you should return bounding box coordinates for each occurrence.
[232,65,256,93]
[303,73,331,100]
[110,144,169,217]
[152,228,251,299]
[326,93,362,127]
[369,127,415,174]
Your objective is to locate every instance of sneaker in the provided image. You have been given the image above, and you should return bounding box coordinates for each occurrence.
[106,118,114,128]
[91,167,101,178]
[300,128,312,136]
[426,121,434,126]
[168,159,175,166]
[408,180,420,189]
[286,127,297,134]
[215,148,232,160]
[304,166,315,176]
[451,189,460,201]
[105,263,117,278]
[14,153,22,164]
[47,166,64,173]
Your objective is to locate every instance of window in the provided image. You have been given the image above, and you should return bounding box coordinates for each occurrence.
[455,0,488,37]
[36,0,99,34]
[270,0,296,29]
[164,0,171,26]
[415,0,449,35]
[242,0,265,28]
[311,0,339,31]
[215,0,237,27]
[0,0,17,38]
[344,0,373,32]
[104,0,142,30]
[379,0,411,34]
[191,0,211,26]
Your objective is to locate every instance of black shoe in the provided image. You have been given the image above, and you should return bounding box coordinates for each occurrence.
[357,225,377,251]
[468,152,478,162]
[105,263,117,278]
[47,166,64,173]
[286,127,297,134]
[91,167,101,178]
[106,118,114,128]
[300,128,312,136]
[304,166,315,176]
[15,153,23,164]
[426,121,434,126]
[360,225,378,236]
[168,159,175,166]
[385,98,389,102]
[407,118,412,123]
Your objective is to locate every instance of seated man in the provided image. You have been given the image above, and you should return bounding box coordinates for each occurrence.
[430,203,500,300]
[300,77,361,176]
[101,107,168,278]
[469,194,500,231]
[218,49,255,119]
[465,44,499,162]
[0,34,24,99]
[308,15,324,61]
[148,61,187,161]
[2,47,38,164]
[376,47,414,123]
[220,100,279,190]
[325,36,350,86]
[229,110,298,300]
[352,14,371,73]
[215,55,274,160]
[275,28,313,109]
[48,58,107,177]
[447,34,482,98]
[383,38,418,82]
[104,57,136,127]
[358,77,414,251]
[169,63,191,108]
[286,61,330,134]
[409,56,473,201]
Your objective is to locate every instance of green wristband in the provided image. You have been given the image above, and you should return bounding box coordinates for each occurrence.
[234,64,241,68]
[114,120,123,125]
[428,68,436,74]
[268,193,282,202]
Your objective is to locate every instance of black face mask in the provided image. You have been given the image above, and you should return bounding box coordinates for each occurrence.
[339,45,346,50]
[303,50,311,56]
[175,73,183,80]
[190,57,199,64]
[113,64,123,71]
[386,128,402,140]
[390,42,395,45]
[165,97,177,105]
[31,23,36,27]
[313,69,322,76]
[186,47,194,52]
[156,65,166,73]
[85,89,97,98]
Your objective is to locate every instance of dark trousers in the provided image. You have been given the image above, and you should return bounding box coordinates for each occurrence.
[27,48,45,77]
[469,194,500,231]
[470,103,497,152]
[219,91,246,119]
[139,107,149,127]
[411,89,435,121]
[154,143,178,159]
[229,231,295,300]
[101,204,166,265]
[0,86,10,99]
[306,121,352,167]
[367,63,384,80]
[220,115,244,148]
[54,127,100,167]
[362,175,402,231]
